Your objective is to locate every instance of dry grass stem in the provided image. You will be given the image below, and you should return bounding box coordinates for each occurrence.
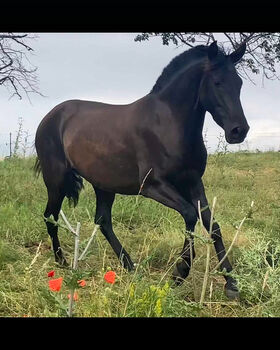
[28,240,42,270]
[60,210,77,236]
[199,197,216,306]
[68,221,81,317]
[211,200,254,273]
[78,224,100,261]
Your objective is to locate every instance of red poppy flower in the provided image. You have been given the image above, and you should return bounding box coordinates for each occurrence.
[68,292,78,301]
[48,277,63,292]
[78,280,86,287]
[104,271,116,284]
[47,270,55,278]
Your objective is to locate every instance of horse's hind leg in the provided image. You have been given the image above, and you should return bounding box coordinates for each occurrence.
[41,157,68,266]
[44,188,67,266]
[93,187,134,271]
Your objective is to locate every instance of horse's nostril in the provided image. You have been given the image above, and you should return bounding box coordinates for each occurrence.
[231,127,241,135]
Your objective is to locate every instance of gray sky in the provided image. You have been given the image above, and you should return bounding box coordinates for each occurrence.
[0,33,280,156]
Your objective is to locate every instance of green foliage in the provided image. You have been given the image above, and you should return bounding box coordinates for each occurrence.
[0,240,19,268]
[0,152,279,317]
[127,282,170,317]
[134,32,280,83]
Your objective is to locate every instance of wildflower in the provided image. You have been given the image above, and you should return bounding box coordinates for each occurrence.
[78,279,86,287]
[155,299,162,317]
[68,292,78,301]
[129,283,135,298]
[49,277,63,292]
[104,271,116,284]
[47,270,55,278]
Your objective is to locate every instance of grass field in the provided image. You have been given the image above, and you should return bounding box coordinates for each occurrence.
[0,151,280,317]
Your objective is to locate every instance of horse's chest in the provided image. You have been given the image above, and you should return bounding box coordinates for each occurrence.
[185,148,207,175]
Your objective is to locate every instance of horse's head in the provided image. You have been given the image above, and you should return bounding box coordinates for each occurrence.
[199,41,249,144]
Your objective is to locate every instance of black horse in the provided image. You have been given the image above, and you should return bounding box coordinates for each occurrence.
[35,41,249,299]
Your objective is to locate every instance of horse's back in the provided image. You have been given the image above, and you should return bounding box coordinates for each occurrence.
[35,98,128,153]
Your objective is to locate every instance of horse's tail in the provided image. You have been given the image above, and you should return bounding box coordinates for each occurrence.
[34,156,42,178]
[63,168,84,207]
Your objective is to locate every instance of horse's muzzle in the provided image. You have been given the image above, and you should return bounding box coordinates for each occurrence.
[226,125,250,144]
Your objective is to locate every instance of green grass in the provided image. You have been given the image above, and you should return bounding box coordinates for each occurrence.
[0,152,280,317]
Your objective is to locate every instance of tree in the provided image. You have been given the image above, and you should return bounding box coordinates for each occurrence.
[0,33,41,100]
[134,33,280,84]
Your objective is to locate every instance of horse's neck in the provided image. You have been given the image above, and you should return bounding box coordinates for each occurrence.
[157,66,206,137]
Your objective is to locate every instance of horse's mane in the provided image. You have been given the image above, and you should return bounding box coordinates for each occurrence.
[150,44,226,94]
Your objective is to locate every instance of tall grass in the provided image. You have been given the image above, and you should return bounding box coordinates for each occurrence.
[0,151,280,317]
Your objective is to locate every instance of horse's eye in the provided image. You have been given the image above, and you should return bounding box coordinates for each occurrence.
[214,81,221,86]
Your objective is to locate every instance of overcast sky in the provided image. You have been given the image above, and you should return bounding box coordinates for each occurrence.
[0,33,280,156]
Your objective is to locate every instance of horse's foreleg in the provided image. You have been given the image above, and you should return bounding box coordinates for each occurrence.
[141,178,198,284]
[190,179,239,299]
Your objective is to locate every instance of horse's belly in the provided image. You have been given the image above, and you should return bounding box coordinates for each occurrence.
[86,159,140,195]
[67,146,140,195]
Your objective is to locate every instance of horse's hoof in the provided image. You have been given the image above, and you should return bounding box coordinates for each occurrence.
[122,256,135,272]
[225,288,240,300]
[55,256,68,268]
[62,259,69,268]
[172,261,189,286]
[172,266,184,286]
[224,281,240,300]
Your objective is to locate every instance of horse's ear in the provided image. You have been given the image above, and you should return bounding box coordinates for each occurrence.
[229,42,246,64]
[208,41,218,61]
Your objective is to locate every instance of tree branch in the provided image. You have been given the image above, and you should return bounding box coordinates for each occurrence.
[134,32,280,83]
[0,33,40,100]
